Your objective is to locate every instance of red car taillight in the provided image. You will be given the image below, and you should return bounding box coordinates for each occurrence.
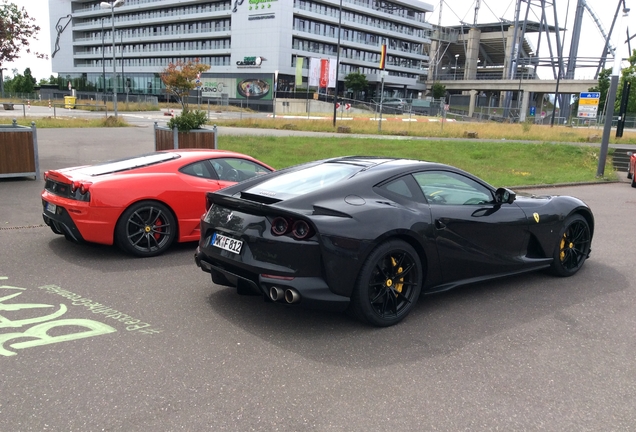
[80,182,91,194]
[71,181,92,194]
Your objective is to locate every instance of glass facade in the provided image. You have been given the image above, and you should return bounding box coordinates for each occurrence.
[55,72,165,94]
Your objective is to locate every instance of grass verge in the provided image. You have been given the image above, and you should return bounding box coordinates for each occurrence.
[0,116,130,128]
[218,135,618,187]
[213,116,636,145]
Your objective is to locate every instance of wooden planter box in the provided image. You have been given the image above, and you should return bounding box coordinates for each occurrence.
[0,120,40,180]
[154,123,218,151]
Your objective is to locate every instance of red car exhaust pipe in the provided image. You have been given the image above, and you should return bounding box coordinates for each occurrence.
[284,289,300,304]
[269,286,284,302]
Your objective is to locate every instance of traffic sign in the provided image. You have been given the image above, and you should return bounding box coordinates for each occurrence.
[580,92,600,99]
[529,106,536,117]
[345,103,351,110]
[577,92,600,119]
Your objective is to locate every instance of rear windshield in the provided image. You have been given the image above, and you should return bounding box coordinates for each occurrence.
[246,163,361,199]
[76,153,179,176]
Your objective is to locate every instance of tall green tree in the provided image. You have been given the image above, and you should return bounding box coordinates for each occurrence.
[617,49,636,113]
[6,67,36,93]
[344,72,368,100]
[589,50,636,115]
[0,0,46,68]
[5,68,36,93]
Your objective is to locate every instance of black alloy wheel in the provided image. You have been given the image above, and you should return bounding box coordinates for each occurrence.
[550,214,591,277]
[115,201,176,257]
[350,240,422,327]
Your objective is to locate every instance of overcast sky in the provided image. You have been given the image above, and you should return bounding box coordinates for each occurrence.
[3,0,632,81]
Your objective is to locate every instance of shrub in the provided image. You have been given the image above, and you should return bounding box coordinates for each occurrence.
[521,120,533,133]
[102,116,128,127]
[167,110,208,131]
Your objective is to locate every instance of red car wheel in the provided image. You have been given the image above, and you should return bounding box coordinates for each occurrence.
[115,201,176,257]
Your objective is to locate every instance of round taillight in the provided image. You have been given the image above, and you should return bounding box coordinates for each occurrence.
[80,183,90,194]
[292,220,311,239]
[71,181,79,192]
[271,217,288,236]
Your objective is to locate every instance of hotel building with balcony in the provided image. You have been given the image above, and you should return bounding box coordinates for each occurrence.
[48,0,434,106]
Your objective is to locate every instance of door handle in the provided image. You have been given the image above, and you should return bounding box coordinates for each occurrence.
[435,219,446,230]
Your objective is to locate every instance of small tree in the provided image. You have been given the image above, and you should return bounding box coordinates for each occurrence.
[160,59,210,111]
[431,81,446,99]
[344,72,368,100]
[0,1,47,68]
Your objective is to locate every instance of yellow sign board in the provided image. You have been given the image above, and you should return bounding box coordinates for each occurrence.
[579,98,600,105]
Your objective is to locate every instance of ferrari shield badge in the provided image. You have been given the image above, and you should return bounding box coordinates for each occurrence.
[533,212,540,223]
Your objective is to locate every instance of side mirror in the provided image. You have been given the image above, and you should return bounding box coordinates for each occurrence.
[495,187,516,204]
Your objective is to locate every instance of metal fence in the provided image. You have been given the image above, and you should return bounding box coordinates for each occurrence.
[2,91,159,106]
[1,92,40,101]
[84,93,159,105]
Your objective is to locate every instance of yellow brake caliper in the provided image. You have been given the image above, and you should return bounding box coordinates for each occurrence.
[560,233,574,262]
[391,257,404,295]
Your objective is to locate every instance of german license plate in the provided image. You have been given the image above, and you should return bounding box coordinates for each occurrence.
[211,232,243,254]
[45,202,57,214]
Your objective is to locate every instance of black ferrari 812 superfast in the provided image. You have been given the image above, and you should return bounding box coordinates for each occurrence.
[195,157,593,326]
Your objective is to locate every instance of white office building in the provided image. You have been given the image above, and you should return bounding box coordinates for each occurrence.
[48,0,434,106]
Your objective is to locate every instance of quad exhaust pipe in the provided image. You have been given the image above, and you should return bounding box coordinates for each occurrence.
[269,287,301,304]
[269,286,284,302]
[284,288,300,304]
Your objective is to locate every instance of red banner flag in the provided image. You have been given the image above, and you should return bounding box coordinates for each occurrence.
[319,59,329,88]
[379,44,387,70]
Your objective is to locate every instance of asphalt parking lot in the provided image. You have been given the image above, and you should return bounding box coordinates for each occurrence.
[1,127,636,431]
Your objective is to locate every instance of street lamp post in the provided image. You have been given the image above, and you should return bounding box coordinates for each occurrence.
[332,0,343,127]
[273,70,278,118]
[597,5,630,177]
[454,54,459,80]
[100,0,125,118]
[101,18,106,102]
[121,30,126,104]
[0,68,6,99]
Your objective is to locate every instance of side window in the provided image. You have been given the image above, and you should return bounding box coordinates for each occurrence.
[385,178,412,198]
[210,158,272,182]
[413,171,493,205]
[374,175,425,204]
[180,161,214,179]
